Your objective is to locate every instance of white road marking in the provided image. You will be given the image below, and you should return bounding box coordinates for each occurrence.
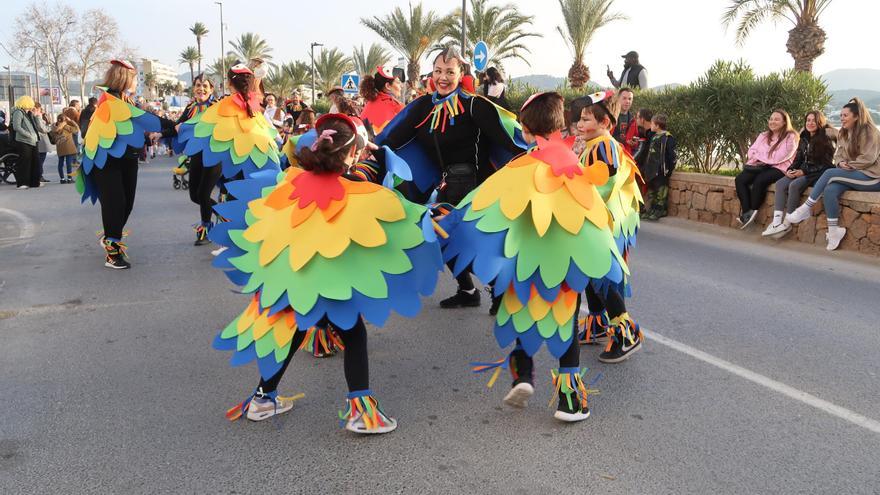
[0,207,36,242]
[644,328,880,434]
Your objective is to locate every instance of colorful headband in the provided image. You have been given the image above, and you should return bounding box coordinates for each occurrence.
[313,113,358,151]
[110,59,135,70]
[520,92,546,113]
[230,64,253,75]
[376,66,394,80]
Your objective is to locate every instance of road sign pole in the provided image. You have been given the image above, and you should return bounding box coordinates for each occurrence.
[461,0,467,58]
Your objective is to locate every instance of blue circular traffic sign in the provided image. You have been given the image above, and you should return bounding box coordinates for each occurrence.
[473,40,489,72]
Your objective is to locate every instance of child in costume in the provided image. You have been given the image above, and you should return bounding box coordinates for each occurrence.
[158,73,219,245]
[77,59,171,269]
[641,113,677,221]
[441,93,627,421]
[576,91,645,363]
[210,114,443,434]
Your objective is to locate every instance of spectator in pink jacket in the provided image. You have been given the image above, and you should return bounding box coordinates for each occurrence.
[735,109,799,228]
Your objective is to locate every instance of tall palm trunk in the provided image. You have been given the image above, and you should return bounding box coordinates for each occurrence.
[196,38,202,74]
[786,22,826,73]
[407,60,421,90]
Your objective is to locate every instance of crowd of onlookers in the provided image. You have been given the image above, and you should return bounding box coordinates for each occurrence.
[2,96,97,188]
[734,98,880,250]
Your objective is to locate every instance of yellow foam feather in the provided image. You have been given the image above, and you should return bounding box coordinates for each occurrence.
[243,183,406,270]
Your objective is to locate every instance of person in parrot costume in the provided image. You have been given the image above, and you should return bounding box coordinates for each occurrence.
[210,113,443,434]
[574,90,645,364]
[76,59,174,269]
[440,92,628,422]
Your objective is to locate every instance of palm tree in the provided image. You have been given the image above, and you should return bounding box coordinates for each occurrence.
[557,0,627,88]
[179,46,200,84]
[189,22,209,74]
[722,0,833,72]
[314,47,354,95]
[438,0,541,68]
[229,32,273,63]
[264,67,294,99]
[352,43,393,76]
[282,61,311,92]
[361,3,450,88]
[143,71,157,98]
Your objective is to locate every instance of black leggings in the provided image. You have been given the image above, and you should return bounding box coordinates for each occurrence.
[510,295,581,384]
[14,141,39,188]
[187,155,221,223]
[91,154,138,240]
[584,283,626,320]
[735,166,785,212]
[258,318,370,394]
[445,260,476,291]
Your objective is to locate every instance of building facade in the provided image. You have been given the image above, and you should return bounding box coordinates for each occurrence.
[136,59,184,99]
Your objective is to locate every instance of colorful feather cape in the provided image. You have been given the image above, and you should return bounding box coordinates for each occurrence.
[210,167,443,377]
[176,92,281,178]
[375,87,528,194]
[75,87,160,204]
[581,135,643,255]
[440,133,628,357]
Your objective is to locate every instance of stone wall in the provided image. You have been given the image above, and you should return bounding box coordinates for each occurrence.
[667,172,880,256]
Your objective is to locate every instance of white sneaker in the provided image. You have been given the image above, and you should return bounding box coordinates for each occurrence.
[503,382,535,409]
[826,226,846,251]
[761,222,791,237]
[211,246,228,256]
[345,411,398,435]
[16,185,29,190]
[786,204,811,224]
[245,395,297,421]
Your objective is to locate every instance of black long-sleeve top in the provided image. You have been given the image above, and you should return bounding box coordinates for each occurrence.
[378,93,523,178]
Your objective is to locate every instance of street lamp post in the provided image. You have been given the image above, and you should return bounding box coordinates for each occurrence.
[310,42,322,105]
[215,2,225,82]
[461,0,467,59]
[3,65,12,105]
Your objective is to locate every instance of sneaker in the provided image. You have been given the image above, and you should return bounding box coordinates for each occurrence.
[598,320,642,364]
[103,241,131,269]
[342,393,398,435]
[578,312,609,346]
[785,204,811,225]
[440,289,481,308]
[40,177,50,183]
[826,226,846,251]
[761,222,791,237]
[194,225,211,246]
[211,246,228,257]
[66,176,74,183]
[739,210,758,229]
[245,394,297,422]
[503,382,534,409]
[552,370,590,423]
[16,185,29,190]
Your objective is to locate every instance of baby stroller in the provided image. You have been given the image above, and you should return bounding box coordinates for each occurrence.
[172,156,189,190]
[0,132,18,184]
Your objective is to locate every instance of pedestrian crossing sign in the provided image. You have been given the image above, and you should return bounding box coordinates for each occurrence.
[341,74,360,94]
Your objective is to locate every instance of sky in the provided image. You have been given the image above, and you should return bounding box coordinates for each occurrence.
[3,0,879,87]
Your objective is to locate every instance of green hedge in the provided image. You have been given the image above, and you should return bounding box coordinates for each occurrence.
[508,60,830,174]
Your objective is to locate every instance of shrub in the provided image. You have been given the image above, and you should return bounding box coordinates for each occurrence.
[311,98,331,115]
[634,60,829,173]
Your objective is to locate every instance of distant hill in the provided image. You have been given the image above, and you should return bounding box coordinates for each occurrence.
[829,89,880,109]
[511,74,565,90]
[820,69,880,92]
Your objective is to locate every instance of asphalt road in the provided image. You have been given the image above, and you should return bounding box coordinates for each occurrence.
[1,157,879,494]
